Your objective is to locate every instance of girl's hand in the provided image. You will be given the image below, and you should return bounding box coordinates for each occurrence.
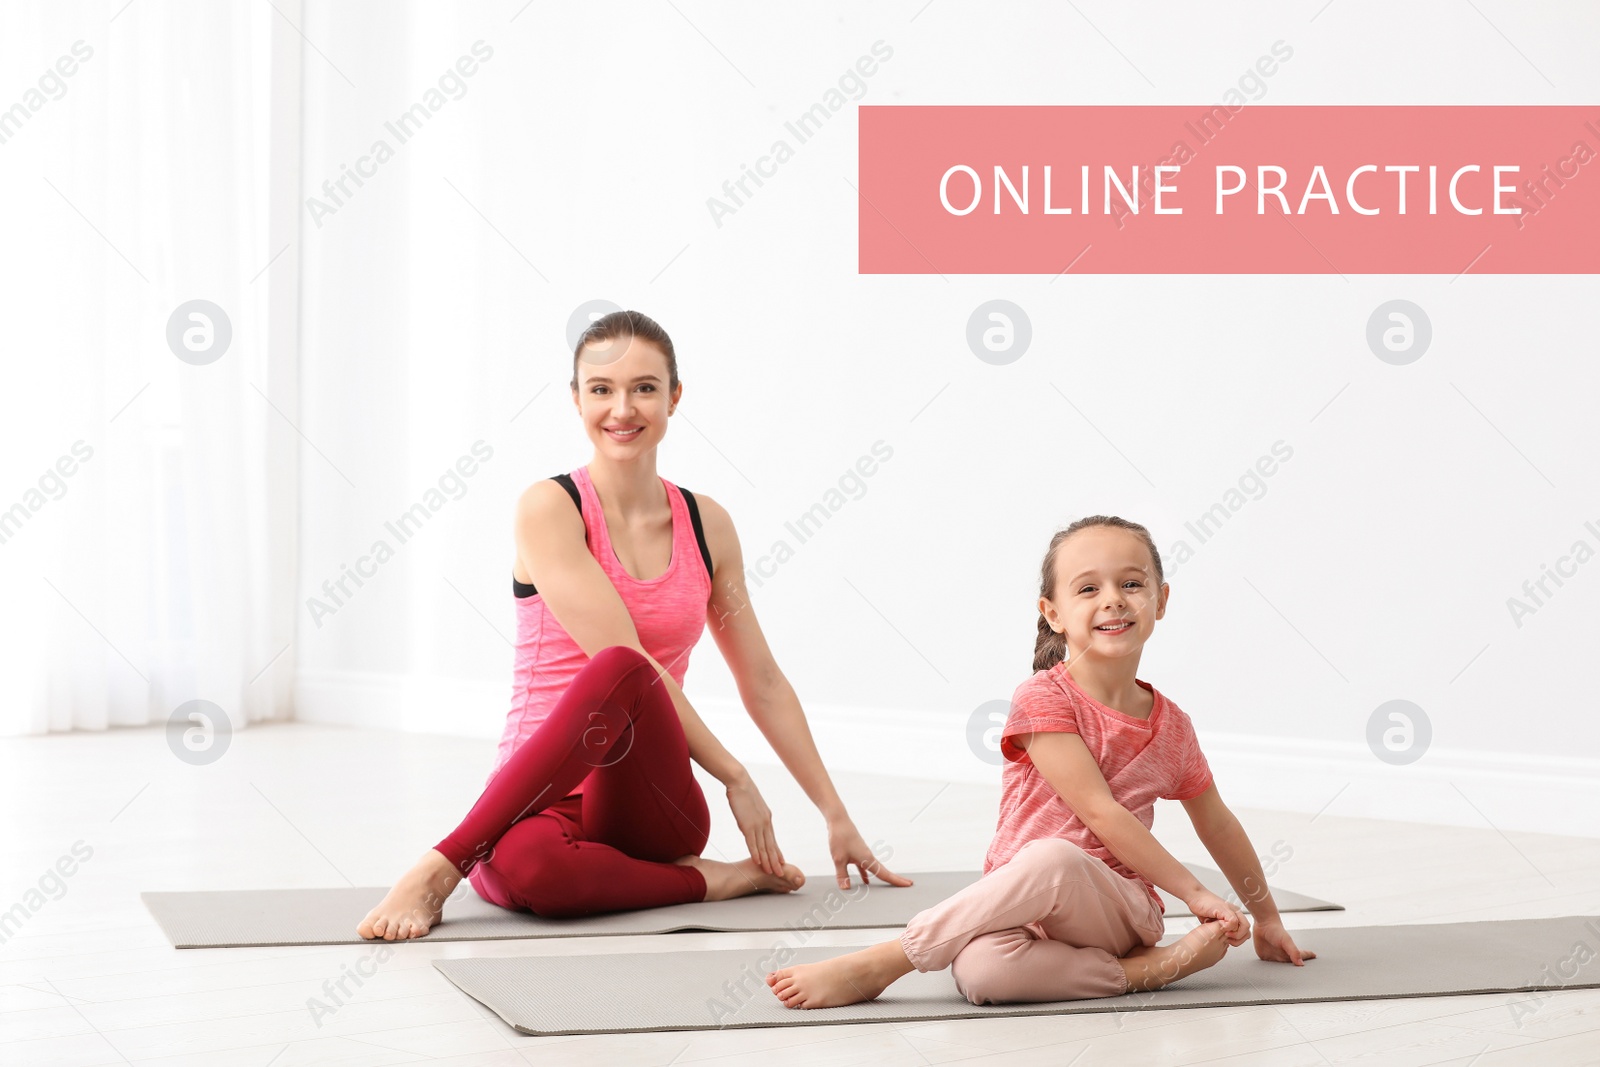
[825,817,914,890]
[1253,919,1316,965]
[1185,889,1250,946]
[725,775,784,876]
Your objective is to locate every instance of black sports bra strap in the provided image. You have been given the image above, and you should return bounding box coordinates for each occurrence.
[678,488,715,582]
[513,473,713,597]
[552,472,580,511]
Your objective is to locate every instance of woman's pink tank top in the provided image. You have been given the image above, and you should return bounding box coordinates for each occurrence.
[487,465,712,790]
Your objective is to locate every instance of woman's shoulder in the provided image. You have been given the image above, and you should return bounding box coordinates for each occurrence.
[517,468,578,502]
[515,475,585,533]
[681,484,727,523]
[679,486,732,549]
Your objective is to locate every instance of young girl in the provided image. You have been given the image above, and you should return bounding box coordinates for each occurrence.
[767,515,1315,1007]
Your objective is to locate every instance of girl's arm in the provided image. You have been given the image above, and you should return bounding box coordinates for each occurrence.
[1180,784,1281,923]
[1017,731,1245,935]
[1183,784,1316,965]
[694,493,912,889]
[514,482,758,823]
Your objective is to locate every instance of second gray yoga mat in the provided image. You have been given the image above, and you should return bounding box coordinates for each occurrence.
[141,863,1340,948]
[434,914,1600,1036]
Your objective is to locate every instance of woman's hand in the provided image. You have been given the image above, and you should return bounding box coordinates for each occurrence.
[826,816,914,890]
[1185,889,1250,946]
[1253,918,1316,965]
[725,774,784,876]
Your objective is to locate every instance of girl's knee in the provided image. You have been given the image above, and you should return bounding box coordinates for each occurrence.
[950,931,1030,1006]
[1013,836,1092,871]
[949,949,989,1005]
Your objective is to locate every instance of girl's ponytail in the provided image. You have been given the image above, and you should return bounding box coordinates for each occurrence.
[1033,611,1067,672]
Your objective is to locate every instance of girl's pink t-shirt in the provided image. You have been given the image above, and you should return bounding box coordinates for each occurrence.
[984,662,1213,914]
[487,465,712,790]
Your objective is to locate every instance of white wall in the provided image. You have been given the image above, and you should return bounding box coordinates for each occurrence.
[291,1,1600,836]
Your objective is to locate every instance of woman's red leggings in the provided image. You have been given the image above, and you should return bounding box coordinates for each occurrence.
[433,645,710,917]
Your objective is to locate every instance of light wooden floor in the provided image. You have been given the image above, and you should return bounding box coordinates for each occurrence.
[2,722,1597,1066]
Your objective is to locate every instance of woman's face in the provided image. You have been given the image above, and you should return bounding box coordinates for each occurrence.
[571,335,680,458]
[1040,526,1167,664]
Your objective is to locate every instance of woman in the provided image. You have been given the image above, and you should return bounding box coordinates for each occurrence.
[358,310,910,939]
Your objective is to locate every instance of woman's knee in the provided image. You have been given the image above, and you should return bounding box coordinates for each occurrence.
[503,847,587,917]
[487,823,587,917]
[584,646,660,712]
[590,644,649,673]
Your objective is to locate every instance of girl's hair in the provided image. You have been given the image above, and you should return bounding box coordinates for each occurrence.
[1032,515,1165,672]
[570,309,680,393]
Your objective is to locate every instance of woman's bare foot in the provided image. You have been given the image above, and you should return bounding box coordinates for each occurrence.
[766,940,915,1009]
[356,849,464,941]
[1118,920,1229,992]
[673,854,806,901]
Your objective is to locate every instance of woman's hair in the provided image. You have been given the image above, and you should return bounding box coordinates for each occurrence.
[1032,515,1165,672]
[570,309,679,393]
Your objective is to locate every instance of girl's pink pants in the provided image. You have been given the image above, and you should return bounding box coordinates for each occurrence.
[899,836,1167,1003]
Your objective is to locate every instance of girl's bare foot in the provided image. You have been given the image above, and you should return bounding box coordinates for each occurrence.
[673,854,806,901]
[766,940,915,1009]
[356,849,464,941]
[1118,920,1229,992]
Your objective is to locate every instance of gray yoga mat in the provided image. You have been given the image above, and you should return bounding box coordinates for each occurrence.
[434,914,1600,1036]
[141,864,1339,949]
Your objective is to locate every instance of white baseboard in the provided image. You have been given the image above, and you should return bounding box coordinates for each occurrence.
[294,671,1600,838]
[686,696,1600,840]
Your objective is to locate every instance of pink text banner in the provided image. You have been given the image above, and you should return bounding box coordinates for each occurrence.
[857,105,1600,275]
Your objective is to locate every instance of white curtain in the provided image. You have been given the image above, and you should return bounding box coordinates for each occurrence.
[0,1,301,736]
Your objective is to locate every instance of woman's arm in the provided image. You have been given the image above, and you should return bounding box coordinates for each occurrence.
[693,494,847,815]
[515,480,748,791]
[694,493,912,887]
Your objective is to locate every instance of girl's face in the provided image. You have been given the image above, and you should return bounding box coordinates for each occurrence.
[571,336,681,458]
[1040,526,1168,665]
